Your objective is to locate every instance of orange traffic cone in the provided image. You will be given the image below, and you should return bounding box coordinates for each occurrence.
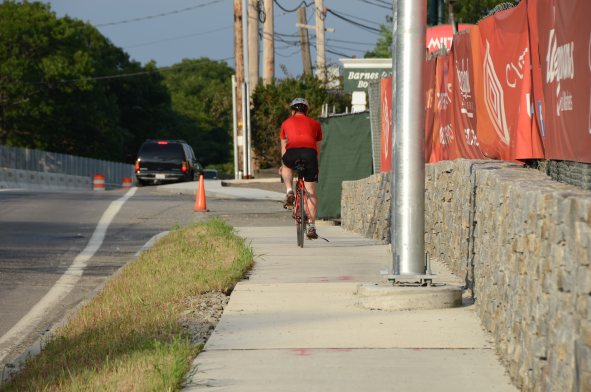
[193,174,208,212]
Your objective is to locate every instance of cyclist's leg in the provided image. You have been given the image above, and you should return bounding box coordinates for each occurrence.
[304,180,318,225]
[281,150,296,193]
[301,148,319,227]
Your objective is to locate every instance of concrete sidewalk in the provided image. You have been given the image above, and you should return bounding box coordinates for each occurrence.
[156,180,284,201]
[182,226,517,392]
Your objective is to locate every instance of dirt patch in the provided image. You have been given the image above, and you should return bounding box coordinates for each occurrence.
[178,292,230,345]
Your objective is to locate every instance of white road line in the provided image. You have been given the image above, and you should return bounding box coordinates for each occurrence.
[0,187,137,362]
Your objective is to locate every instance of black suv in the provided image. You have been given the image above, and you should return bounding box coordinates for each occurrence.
[134,140,203,186]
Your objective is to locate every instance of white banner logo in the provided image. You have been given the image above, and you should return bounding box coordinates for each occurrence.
[546,29,575,116]
[439,124,454,145]
[506,48,528,88]
[456,58,474,118]
[483,40,511,145]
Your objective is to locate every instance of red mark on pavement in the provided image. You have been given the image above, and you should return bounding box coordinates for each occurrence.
[337,275,354,281]
[291,348,312,356]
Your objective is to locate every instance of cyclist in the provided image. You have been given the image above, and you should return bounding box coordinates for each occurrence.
[280,97,323,240]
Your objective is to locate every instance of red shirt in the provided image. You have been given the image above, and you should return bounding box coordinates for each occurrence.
[280,114,323,152]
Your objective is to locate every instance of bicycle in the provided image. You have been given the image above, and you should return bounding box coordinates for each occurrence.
[293,160,310,248]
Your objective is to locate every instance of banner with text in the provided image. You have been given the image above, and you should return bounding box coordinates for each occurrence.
[532,0,591,162]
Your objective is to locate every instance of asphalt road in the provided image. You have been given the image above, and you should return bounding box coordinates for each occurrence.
[0,184,291,367]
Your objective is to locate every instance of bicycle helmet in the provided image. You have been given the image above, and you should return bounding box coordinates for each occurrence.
[290,97,309,113]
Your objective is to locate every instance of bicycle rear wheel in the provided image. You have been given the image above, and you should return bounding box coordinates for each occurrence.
[297,187,306,248]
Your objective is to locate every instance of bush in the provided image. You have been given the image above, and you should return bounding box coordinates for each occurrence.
[251,76,350,168]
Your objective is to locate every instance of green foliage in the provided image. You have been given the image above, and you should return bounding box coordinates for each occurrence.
[364,17,392,59]
[0,0,233,163]
[162,58,234,165]
[250,76,350,168]
[0,1,207,163]
[453,0,519,24]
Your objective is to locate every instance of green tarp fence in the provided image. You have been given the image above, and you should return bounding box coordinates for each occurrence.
[317,112,373,220]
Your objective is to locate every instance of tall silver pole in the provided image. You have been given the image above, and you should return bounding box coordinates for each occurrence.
[392,0,427,276]
[242,0,251,177]
[246,85,252,177]
[241,82,248,178]
[390,0,398,262]
[231,75,239,180]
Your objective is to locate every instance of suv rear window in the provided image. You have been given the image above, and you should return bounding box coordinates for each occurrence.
[139,143,185,160]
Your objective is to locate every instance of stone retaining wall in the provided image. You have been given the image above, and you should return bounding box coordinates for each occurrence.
[341,159,591,392]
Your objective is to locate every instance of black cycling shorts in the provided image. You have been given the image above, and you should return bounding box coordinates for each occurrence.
[282,148,319,182]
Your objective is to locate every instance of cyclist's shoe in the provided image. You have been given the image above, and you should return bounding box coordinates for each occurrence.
[306,226,318,240]
[283,191,295,210]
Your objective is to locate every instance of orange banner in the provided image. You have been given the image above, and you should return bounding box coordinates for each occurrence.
[426,24,473,54]
[379,77,393,172]
[423,59,437,163]
[533,0,591,163]
[449,29,486,160]
[475,1,543,161]
[377,0,589,170]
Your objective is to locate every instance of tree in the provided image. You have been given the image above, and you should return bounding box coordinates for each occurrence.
[453,0,519,24]
[0,1,178,161]
[364,17,392,59]
[162,58,235,165]
[250,76,350,168]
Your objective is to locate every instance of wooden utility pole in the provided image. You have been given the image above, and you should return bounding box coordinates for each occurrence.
[234,0,245,176]
[315,0,326,81]
[262,0,274,84]
[248,0,259,91]
[297,6,313,77]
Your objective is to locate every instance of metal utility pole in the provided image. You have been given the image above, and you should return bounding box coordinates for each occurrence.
[448,0,457,33]
[234,0,245,178]
[231,75,239,179]
[248,0,259,91]
[242,0,252,177]
[297,5,313,76]
[262,0,274,84]
[390,0,428,278]
[314,0,326,81]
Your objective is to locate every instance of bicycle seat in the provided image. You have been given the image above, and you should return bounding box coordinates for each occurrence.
[293,159,307,171]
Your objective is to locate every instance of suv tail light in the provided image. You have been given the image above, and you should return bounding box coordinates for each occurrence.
[135,159,140,171]
[181,161,188,173]
[157,141,168,145]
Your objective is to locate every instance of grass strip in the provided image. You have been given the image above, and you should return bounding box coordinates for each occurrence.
[2,218,253,392]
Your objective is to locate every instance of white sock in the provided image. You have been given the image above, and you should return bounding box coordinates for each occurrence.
[286,188,293,194]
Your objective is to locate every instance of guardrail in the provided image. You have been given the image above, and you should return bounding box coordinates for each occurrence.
[0,145,134,190]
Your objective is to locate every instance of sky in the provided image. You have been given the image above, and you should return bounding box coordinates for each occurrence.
[43,0,392,78]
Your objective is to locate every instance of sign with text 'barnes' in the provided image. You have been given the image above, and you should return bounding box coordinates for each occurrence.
[343,68,392,92]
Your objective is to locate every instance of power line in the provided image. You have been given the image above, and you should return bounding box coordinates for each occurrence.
[327,38,374,46]
[22,59,234,85]
[326,9,381,33]
[357,0,392,11]
[324,43,368,54]
[95,0,227,27]
[123,26,233,49]
[327,8,382,27]
[273,0,313,13]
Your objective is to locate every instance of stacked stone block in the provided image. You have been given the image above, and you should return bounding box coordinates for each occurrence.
[341,172,391,243]
[341,160,591,392]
